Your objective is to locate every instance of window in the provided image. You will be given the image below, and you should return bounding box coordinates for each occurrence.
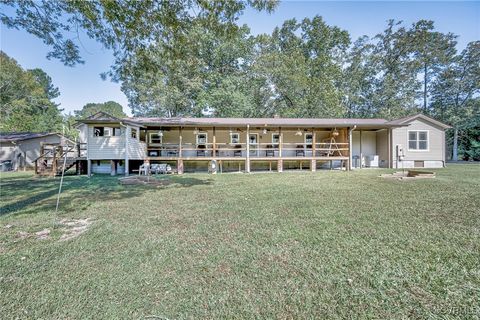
[196,132,207,145]
[272,133,280,144]
[230,133,240,144]
[305,133,313,148]
[408,131,428,150]
[149,133,162,144]
[94,127,121,137]
[131,128,137,139]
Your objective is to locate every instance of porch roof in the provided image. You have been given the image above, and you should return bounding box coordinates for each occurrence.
[127,117,397,128]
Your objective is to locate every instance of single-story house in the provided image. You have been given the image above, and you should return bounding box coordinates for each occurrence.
[0,132,68,171]
[75,112,451,175]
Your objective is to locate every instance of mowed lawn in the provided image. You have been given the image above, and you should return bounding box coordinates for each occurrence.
[1,164,479,319]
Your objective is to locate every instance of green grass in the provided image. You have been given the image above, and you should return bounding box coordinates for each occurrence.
[1,165,479,319]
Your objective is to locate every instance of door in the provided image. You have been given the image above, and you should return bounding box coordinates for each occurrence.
[249,133,258,156]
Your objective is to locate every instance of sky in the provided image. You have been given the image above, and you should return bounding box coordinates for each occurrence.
[1,1,479,116]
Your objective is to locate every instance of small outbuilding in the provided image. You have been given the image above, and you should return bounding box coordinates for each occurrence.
[0,132,68,171]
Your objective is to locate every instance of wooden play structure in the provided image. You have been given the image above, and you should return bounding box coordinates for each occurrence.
[34,142,87,176]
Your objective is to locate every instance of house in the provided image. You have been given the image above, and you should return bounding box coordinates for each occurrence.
[0,132,69,171]
[75,112,451,175]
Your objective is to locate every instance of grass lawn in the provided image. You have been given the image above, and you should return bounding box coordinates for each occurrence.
[1,164,479,319]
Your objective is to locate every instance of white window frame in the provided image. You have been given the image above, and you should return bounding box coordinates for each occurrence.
[408,130,429,151]
[131,127,138,139]
[93,126,120,137]
[230,132,240,144]
[149,132,162,144]
[304,133,313,149]
[272,133,280,144]
[196,132,208,145]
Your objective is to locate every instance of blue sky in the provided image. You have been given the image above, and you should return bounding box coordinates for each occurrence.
[1,1,479,116]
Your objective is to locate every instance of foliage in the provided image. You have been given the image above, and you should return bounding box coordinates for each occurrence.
[74,101,126,119]
[0,0,278,67]
[0,51,63,132]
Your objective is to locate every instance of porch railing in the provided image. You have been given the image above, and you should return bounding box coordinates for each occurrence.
[147,142,349,158]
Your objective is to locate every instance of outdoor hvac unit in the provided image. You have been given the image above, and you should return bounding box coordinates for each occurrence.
[365,155,379,168]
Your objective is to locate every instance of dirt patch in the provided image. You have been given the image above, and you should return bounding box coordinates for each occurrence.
[35,229,51,240]
[119,176,172,186]
[59,218,93,241]
[380,171,436,180]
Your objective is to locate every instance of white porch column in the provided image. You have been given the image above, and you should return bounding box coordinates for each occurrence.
[125,125,130,176]
[246,125,250,173]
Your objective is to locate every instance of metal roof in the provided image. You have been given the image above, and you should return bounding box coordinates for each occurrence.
[124,117,392,128]
[0,132,61,142]
[77,113,451,129]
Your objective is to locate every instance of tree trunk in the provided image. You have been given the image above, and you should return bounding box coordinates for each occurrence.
[423,63,428,113]
[452,127,458,161]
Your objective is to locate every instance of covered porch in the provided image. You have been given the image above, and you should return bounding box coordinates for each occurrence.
[140,126,354,173]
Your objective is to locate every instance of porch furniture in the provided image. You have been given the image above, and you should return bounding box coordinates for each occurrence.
[197,144,206,157]
[234,145,242,157]
[295,145,305,157]
[266,145,274,157]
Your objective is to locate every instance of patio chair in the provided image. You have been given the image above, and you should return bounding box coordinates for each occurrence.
[234,145,242,157]
[197,144,206,157]
[266,145,274,157]
[295,145,305,157]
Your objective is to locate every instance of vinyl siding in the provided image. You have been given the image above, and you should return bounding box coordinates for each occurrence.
[87,125,126,160]
[392,119,445,168]
[0,142,15,161]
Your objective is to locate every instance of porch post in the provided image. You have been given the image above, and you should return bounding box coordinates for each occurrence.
[111,160,117,176]
[277,159,283,172]
[348,127,353,171]
[212,127,216,158]
[387,128,392,168]
[177,159,184,174]
[311,128,316,172]
[246,125,250,173]
[359,130,363,169]
[279,127,282,158]
[125,126,130,176]
[179,127,183,157]
[87,159,92,177]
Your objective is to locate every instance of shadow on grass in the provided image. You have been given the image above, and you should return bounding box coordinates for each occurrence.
[0,175,144,217]
[166,175,214,188]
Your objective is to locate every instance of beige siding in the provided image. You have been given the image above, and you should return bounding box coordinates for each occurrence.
[127,126,146,160]
[392,119,445,167]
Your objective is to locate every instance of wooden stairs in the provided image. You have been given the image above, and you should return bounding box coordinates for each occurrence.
[35,143,80,176]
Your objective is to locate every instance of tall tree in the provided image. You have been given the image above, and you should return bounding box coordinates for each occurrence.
[431,41,480,160]
[74,101,127,119]
[251,16,350,117]
[404,20,457,112]
[28,68,60,100]
[0,51,63,132]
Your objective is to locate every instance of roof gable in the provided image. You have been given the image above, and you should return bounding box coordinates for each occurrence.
[386,114,452,129]
[86,111,120,121]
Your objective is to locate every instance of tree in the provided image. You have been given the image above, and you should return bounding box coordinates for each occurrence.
[431,41,480,160]
[74,101,126,119]
[0,51,63,132]
[250,16,350,117]
[0,1,277,71]
[28,68,60,100]
[403,20,457,113]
